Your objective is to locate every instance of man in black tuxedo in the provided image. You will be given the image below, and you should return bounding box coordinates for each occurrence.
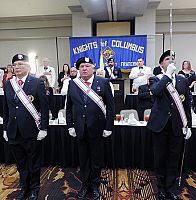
[105,57,122,79]
[147,50,192,200]
[3,54,49,200]
[66,57,115,200]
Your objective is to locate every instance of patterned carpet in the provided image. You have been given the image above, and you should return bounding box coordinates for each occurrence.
[0,165,195,200]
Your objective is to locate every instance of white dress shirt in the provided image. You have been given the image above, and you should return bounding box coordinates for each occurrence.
[129,65,152,89]
[106,66,116,79]
[0,69,4,88]
[36,66,56,87]
[61,77,71,95]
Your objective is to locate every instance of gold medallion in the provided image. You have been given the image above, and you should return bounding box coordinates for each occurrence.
[28,95,34,102]
[179,94,185,102]
[99,96,103,101]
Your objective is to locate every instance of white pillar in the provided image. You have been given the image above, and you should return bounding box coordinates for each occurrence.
[72,12,92,37]
[135,8,156,69]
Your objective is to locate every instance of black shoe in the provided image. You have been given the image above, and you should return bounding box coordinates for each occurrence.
[28,190,39,200]
[91,186,100,200]
[166,192,180,200]
[16,189,29,200]
[157,192,166,200]
[77,184,89,199]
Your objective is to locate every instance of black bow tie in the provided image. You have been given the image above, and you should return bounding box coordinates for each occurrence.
[139,66,143,69]
[44,67,48,70]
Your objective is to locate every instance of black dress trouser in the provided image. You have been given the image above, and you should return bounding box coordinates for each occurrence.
[9,139,41,191]
[152,118,183,193]
[77,125,104,187]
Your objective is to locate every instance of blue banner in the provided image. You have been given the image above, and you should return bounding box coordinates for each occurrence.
[69,35,147,70]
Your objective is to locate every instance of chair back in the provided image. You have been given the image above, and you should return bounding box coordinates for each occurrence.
[120,109,139,121]
[58,109,66,118]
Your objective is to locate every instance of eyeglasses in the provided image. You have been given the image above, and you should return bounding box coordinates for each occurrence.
[13,62,25,67]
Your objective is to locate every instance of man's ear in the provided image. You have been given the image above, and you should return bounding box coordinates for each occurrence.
[91,64,95,69]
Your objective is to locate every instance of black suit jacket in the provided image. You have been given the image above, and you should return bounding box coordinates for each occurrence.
[57,71,64,88]
[105,67,122,79]
[138,84,153,109]
[3,75,49,140]
[153,66,162,76]
[66,75,115,139]
[147,75,192,134]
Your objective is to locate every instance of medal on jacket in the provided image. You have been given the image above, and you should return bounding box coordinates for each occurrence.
[97,86,101,92]
[179,94,185,102]
[28,95,34,102]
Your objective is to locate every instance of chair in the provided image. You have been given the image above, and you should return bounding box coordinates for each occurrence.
[144,109,151,116]
[120,109,139,121]
[58,109,66,118]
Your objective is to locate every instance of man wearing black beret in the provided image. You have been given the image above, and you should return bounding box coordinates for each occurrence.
[67,57,115,200]
[3,54,49,200]
[105,57,122,79]
[153,50,175,76]
[147,50,192,200]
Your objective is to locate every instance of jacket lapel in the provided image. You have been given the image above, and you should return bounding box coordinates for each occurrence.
[23,75,32,94]
[175,75,181,90]
[91,75,99,92]
[86,75,100,103]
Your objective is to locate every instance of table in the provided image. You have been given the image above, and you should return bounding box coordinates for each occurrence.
[1,124,196,171]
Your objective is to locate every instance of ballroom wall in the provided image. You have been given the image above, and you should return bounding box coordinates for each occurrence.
[0,15,72,82]
[156,12,196,70]
[0,11,196,88]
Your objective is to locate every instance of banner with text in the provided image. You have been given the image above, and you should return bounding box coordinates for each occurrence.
[70,35,147,70]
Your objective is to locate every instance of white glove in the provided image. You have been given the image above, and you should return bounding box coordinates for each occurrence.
[103,130,112,137]
[3,131,8,142]
[37,130,47,140]
[182,127,192,140]
[165,63,176,78]
[68,127,76,137]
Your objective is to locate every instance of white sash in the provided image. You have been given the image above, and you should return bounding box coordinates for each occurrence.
[157,74,188,127]
[10,77,41,129]
[73,78,106,117]
[166,83,188,127]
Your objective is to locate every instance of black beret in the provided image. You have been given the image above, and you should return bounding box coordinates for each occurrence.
[76,57,93,69]
[107,58,114,63]
[159,50,175,64]
[12,54,29,64]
